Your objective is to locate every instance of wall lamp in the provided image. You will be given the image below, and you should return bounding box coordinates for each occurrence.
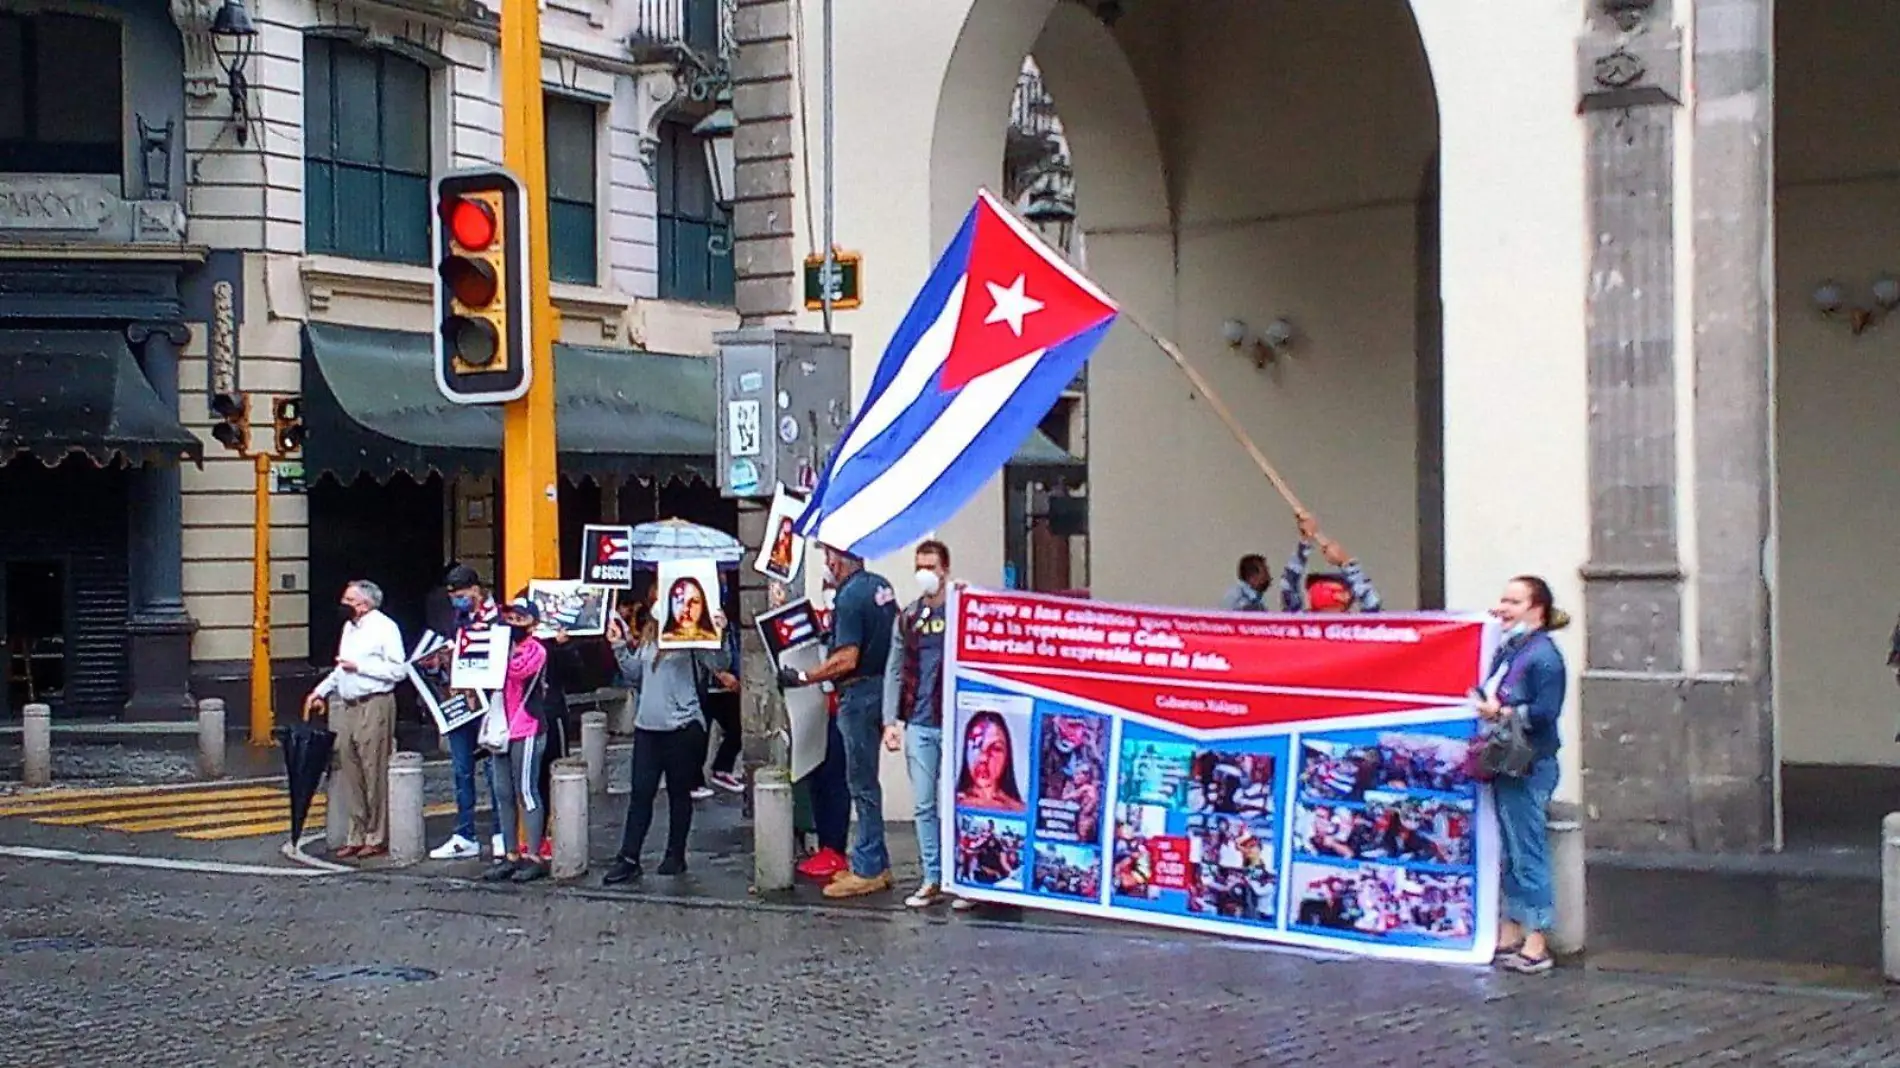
[1222,317,1297,368]
[210,0,258,145]
[1813,276,1900,336]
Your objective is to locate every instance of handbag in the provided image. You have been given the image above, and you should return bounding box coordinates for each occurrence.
[476,688,510,752]
[1471,713,1536,781]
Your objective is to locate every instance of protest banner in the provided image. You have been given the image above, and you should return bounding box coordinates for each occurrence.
[405,630,488,734]
[581,524,635,588]
[941,587,1500,966]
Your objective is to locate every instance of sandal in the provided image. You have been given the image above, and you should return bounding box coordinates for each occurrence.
[1491,941,1524,961]
[1500,952,1554,975]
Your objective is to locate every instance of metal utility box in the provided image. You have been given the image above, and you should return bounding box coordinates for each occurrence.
[713,328,854,500]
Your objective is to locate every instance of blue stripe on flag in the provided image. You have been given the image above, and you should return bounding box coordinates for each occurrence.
[825,316,1113,561]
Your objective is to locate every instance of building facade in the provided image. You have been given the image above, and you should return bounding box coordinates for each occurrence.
[726,0,1898,854]
[0,0,747,722]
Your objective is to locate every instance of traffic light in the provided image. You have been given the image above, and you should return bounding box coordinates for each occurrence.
[433,168,531,404]
[210,391,250,452]
[272,397,305,455]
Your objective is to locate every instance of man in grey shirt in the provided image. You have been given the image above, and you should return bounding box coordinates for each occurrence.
[1222,554,1273,612]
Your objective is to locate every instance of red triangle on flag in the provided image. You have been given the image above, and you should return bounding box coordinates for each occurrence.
[938,197,1117,393]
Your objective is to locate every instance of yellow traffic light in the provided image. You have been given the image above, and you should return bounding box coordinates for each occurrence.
[434,169,531,403]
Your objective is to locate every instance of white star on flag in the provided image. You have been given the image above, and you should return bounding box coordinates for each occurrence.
[983,274,1045,337]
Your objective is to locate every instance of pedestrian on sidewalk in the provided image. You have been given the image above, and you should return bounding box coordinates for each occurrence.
[515,586,587,864]
[483,597,556,884]
[882,539,967,910]
[790,577,850,880]
[303,580,407,860]
[780,544,900,899]
[601,586,737,884]
[1476,574,1570,975]
[694,590,746,799]
[1280,511,1383,613]
[430,564,499,861]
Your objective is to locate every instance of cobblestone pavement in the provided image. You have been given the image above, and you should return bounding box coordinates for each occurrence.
[0,860,1894,1067]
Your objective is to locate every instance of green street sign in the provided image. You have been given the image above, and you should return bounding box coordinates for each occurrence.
[804,251,862,310]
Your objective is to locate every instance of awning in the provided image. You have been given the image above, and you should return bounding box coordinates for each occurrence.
[1010,426,1087,484]
[0,329,203,467]
[301,321,1086,486]
[301,322,716,484]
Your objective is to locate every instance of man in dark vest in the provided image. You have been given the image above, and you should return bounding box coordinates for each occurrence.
[882,539,956,909]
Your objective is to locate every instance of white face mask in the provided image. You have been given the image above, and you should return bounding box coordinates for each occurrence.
[915,569,943,597]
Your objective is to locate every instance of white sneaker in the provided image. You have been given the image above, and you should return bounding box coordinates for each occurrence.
[429,834,479,860]
[904,884,942,909]
[490,833,505,857]
[951,897,979,912]
[690,786,716,801]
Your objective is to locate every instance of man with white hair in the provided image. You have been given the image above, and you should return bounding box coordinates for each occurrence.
[304,579,407,859]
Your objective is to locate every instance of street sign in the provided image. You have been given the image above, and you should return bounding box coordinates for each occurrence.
[803,250,862,310]
[580,524,634,588]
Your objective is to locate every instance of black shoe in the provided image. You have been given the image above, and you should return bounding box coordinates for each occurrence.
[657,854,687,876]
[511,861,549,884]
[602,858,644,886]
[481,859,518,883]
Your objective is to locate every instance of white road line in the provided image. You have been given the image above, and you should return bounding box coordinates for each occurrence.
[0,844,338,878]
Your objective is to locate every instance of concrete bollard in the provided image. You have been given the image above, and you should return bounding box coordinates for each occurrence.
[753,767,795,892]
[607,688,636,736]
[580,710,608,794]
[1883,812,1900,983]
[20,703,50,786]
[386,751,426,864]
[196,698,226,779]
[551,757,589,879]
[1547,801,1587,957]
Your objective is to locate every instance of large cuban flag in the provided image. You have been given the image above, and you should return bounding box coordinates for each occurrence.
[797,189,1119,560]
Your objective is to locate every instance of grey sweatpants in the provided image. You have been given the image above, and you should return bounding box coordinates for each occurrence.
[490,732,547,858]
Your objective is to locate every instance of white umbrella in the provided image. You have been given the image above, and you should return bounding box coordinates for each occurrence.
[627,518,744,568]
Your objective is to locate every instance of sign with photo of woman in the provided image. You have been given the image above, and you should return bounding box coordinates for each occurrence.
[753,484,809,585]
[655,558,724,651]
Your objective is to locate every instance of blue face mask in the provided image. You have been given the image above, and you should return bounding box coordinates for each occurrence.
[451,595,474,611]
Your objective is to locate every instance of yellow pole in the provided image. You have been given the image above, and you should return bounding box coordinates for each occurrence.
[499,0,561,594]
[249,450,274,745]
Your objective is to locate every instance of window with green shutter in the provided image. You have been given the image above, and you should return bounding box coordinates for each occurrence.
[303,37,431,264]
[656,120,734,306]
[544,96,598,287]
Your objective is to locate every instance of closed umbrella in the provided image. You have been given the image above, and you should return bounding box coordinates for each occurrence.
[276,711,335,849]
[626,518,744,570]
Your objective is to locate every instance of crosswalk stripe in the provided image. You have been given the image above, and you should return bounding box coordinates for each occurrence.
[34,795,308,827]
[177,801,463,842]
[103,806,325,833]
[0,786,284,819]
[0,778,283,807]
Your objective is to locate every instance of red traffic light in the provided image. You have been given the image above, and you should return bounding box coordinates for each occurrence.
[440,256,499,308]
[443,196,497,251]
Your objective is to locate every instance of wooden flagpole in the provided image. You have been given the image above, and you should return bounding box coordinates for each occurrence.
[1116,307,1310,518]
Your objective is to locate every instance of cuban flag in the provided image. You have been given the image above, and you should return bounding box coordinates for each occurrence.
[797,189,1118,560]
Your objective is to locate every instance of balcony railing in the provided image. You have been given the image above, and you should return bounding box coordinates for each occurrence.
[629,0,733,72]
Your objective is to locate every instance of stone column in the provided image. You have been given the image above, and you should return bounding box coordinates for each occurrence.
[731,0,799,326]
[124,320,198,721]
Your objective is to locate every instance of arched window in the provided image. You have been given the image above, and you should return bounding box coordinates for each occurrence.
[303,36,431,263]
[0,12,123,176]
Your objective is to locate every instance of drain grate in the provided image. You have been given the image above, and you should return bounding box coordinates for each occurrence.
[5,936,96,954]
[299,964,439,985]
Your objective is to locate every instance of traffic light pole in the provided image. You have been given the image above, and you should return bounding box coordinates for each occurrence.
[498,0,561,591]
[249,450,274,745]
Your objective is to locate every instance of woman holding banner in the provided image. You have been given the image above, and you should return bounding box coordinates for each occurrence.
[1475,575,1571,976]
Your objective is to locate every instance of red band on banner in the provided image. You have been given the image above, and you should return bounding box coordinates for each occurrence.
[980,668,1419,732]
[955,591,1487,705]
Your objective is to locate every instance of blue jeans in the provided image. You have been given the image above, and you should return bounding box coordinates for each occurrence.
[803,716,850,853]
[836,683,889,876]
[444,720,486,842]
[906,723,944,886]
[1494,757,1559,933]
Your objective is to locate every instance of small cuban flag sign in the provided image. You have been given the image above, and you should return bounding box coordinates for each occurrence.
[797,189,1119,560]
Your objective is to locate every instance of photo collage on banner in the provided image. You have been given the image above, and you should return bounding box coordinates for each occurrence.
[1285,725,1481,949]
[940,587,1499,966]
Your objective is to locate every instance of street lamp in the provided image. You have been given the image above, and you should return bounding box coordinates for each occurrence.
[209,0,258,145]
[692,90,737,209]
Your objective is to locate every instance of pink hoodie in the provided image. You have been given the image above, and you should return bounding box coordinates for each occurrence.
[502,635,548,741]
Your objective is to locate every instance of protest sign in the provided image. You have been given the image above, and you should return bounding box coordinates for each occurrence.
[526,579,615,638]
[754,486,808,585]
[942,587,1500,966]
[405,630,488,734]
[758,598,827,780]
[581,525,635,588]
[449,622,507,691]
[656,559,723,651]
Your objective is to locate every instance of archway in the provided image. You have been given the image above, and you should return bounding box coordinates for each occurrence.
[928,0,1441,611]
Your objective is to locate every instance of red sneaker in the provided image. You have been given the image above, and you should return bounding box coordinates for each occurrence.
[538,837,554,862]
[797,848,848,879]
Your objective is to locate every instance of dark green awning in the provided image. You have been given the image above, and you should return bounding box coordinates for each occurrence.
[0,329,203,467]
[301,321,1085,486]
[301,323,716,484]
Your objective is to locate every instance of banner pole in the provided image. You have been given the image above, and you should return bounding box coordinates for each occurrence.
[1116,307,1309,517]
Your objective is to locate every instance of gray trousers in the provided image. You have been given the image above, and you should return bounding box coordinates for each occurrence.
[490,732,548,858]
